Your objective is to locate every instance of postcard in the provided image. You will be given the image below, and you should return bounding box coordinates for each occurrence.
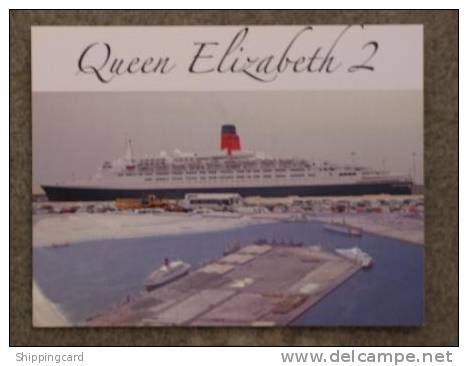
[32,25,423,327]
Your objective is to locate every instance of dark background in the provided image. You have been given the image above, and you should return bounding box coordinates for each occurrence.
[10,10,458,346]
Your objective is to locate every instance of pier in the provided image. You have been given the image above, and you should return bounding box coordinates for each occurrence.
[88,244,361,326]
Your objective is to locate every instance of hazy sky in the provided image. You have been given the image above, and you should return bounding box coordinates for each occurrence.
[33,90,423,187]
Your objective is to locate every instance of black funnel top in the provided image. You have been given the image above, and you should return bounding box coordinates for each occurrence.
[221,125,237,135]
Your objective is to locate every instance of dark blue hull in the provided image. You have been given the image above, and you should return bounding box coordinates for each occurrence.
[42,182,413,201]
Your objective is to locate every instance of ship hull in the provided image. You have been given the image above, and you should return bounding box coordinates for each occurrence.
[42,182,413,201]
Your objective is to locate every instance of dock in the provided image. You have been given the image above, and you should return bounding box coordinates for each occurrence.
[87,244,361,326]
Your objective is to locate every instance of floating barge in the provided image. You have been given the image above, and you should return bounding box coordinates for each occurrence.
[87,243,362,326]
[323,221,363,236]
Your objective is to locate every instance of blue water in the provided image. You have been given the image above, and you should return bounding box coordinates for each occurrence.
[33,221,424,326]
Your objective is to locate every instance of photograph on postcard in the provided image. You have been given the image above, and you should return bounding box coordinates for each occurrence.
[32,25,424,327]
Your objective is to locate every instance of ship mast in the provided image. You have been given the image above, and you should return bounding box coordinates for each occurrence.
[125,139,134,161]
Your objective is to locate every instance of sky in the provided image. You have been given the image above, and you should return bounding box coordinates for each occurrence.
[32,90,423,188]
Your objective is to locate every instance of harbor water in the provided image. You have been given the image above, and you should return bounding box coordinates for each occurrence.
[33,220,424,326]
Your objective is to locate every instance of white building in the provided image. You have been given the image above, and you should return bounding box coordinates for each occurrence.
[182,193,242,210]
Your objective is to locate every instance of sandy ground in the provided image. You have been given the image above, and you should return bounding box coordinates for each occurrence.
[315,214,424,245]
[32,281,69,327]
[33,211,424,248]
[33,212,275,247]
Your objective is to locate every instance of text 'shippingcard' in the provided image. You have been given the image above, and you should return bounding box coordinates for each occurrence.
[32,26,423,327]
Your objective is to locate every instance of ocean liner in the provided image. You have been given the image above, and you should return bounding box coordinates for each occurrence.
[42,125,413,201]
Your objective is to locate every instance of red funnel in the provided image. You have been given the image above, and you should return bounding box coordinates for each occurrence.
[221,125,241,155]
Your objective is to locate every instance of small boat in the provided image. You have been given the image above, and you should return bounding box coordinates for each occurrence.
[335,247,373,269]
[144,259,191,291]
[323,221,363,236]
